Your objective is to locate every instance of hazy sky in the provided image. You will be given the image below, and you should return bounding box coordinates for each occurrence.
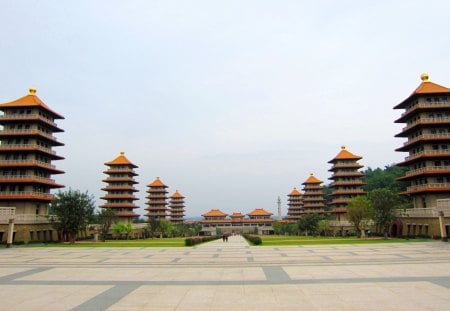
[1,1,449,217]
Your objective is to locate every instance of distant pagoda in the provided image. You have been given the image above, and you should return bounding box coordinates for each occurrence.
[301,174,325,213]
[145,177,168,221]
[287,187,303,221]
[328,146,366,218]
[100,152,140,223]
[169,190,185,224]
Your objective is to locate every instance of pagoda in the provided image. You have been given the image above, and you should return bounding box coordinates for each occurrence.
[287,187,303,221]
[328,146,366,219]
[100,152,140,223]
[0,87,64,242]
[145,177,168,221]
[169,190,185,224]
[394,73,450,208]
[301,174,326,213]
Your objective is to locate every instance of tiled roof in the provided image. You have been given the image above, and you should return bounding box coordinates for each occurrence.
[171,190,184,198]
[288,187,302,196]
[328,146,362,163]
[303,173,322,184]
[105,152,138,168]
[230,212,244,218]
[247,208,273,216]
[0,88,64,119]
[394,73,450,109]
[148,177,167,188]
[202,209,228,217]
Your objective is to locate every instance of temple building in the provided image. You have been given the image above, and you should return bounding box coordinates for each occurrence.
[287,187,303,221]
[301,174,326,214]
[199,208,274,235]
[100,152,140,223]
[145,177,168,221]
[328,146,366,220]
[0,88,64,243]
[394,73,450,238]
[169,190,185,224]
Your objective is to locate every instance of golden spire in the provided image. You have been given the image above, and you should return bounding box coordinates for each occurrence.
[28,87,37,95]
[341,145,346,150]
[120,151,125,155]
[421,73,429,82]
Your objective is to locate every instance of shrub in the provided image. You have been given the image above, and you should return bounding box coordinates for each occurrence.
[243,234,262,245]
[185,235,220,246]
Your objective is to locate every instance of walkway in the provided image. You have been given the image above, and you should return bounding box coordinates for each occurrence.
[1,236,450,310]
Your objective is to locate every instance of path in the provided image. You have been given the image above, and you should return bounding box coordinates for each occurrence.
[0,236,450,310]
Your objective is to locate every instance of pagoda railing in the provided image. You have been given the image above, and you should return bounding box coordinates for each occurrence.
[0,114,58,127]
[404,150,450,162]
[0,214,53,224]
[404,166,450,177]
[0,129,59,141]
[403,133,450,146]
[401,101,450,117]
[395,206,450,218]
[0,144,57,155]
[0,159,57,169]
[0,175,56,182]
[402,117,450,132]
[407,183,450,192]
[0,191,54,199]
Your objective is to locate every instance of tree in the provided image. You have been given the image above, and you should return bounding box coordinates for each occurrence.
[318,219,332,236]
[112,222,126,239]
[297,214,321,236]
[97,208,116,241]
[368,188,399,239]
[346,196,372,237]
[50,189,95,243]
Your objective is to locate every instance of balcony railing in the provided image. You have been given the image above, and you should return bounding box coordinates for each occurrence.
[0,114,58,127]
[0,144,57,155]
[406,183,450,192]
[0,191,54,199]
[0,129,59,141]
[395,206,450,218]
[401,101,450,117]
[404,166,450,177]
[401,117,450,132]
[0,175,56,183]
[0,159,57,169]
[403,133,450,146]
[0,214,53,224]
[404,150,450,162]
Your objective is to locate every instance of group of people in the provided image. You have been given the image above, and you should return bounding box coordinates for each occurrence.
[222,234,229,242]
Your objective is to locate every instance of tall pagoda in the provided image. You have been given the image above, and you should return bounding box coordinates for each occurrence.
[287,187,303,221]
[169,190,185,224]
[0,87,64,242]
[301,174,325,213]
[394,73,450,208]
[328,146,366,219]
[100,152,140,223]
[145,177,168,221]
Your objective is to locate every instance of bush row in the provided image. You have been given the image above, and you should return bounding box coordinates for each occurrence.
[185,235,221,246]
[243,234,262,245]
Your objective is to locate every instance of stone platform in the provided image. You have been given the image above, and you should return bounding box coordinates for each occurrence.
[1,236,450,310]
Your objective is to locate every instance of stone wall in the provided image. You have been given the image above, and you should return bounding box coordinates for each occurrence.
[0,223,58,244]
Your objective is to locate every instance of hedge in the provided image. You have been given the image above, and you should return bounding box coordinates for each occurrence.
[243,234,262,245]
[185,235,221,246]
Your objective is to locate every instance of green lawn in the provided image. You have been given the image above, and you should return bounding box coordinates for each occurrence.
[259,235,430,246]
[24,237,187,248]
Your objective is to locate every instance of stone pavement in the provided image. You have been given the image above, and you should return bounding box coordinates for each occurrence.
[1,236,450,310]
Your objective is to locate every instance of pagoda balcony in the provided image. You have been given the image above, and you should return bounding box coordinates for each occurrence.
[300,208,326,213]
[145,200,168,205]
[330,172,364,178]
[329,163,363,170]
[0,159,57,170]
[145,195,167,199]
[0,114,60,129]
[0,175,62,186]
[0,144,58,155]
[331,189,366,195]
[405,183,450,193]
[101,186,138,191]
[0,191,54,200]
[146,189,168,193]
[401,166,450,179]
[102,177,138,183]
[399,101,450,118]
[398,133,450,149]
[115,211,140,217]
[399,117,450,133]
[0,129,62,143]
[404,150,450,162]
[99,203,138,208]
[100,194,138,200]
[0,213,52,224]
[395,206,450,218]
[103,169,137,175]
[330,180,366,186]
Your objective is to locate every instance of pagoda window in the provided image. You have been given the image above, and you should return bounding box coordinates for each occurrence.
[435,161,442,166]
[437,177,444,183]
[432,145,439,150]
[442,145,448,150]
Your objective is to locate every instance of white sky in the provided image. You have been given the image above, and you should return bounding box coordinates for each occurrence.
[1,1,449,217]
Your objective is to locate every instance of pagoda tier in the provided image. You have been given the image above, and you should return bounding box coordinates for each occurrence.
[145,177,168,221]
[0,88,64,217]
[328,146,367,212]
[100,152,140,222]
[169,190,185,224]
[301,174,326,213]
[394,73,450,208]
[287,187,303,221]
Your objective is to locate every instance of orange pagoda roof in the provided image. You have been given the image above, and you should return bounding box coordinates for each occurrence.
[288,187,301,196]
[0,87,64,119]
[230,212,244,218]
[328,146,362,163]
[247,208,273,217]
[148,177,167,187]
[394,73,450,109]
[303,173,322,184]
[171,190,184,198]
[202,209,228,217]
[105,152,138,168]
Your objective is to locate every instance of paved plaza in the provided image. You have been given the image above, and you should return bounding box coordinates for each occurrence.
[1,236,450,310]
